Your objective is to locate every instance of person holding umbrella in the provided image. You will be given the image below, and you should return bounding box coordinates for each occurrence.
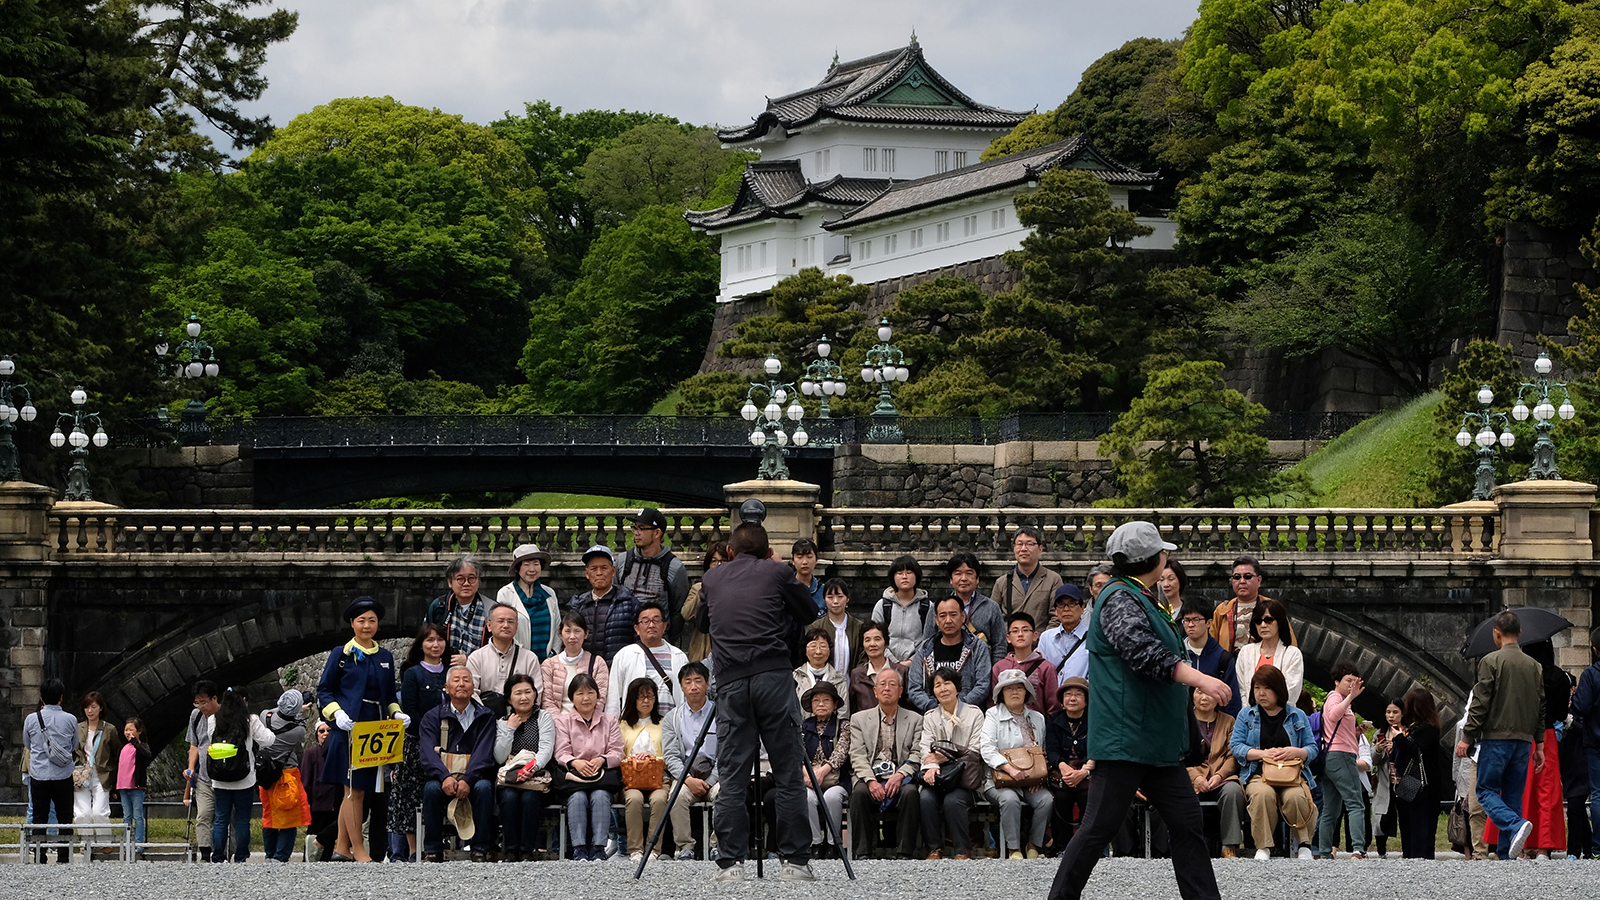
[1456,610,1546,860]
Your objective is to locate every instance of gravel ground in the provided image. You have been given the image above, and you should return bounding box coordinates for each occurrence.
[3,856,1596,900]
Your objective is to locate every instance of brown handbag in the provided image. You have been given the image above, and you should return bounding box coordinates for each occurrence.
[994,745,1047,788]
[621,755,664,791]
[1261,759,1303,788]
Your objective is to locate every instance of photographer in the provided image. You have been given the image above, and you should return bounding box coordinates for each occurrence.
[699,517,821,882]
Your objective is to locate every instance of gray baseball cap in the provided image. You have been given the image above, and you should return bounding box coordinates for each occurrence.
[1104,521,1176,563]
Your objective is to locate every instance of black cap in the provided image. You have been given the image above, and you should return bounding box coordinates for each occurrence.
[344,596,386,622]
[633,508,668,531]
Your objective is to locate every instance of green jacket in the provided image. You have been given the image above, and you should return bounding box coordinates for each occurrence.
[1086,577,1190,766]
[1463,642,1545,744]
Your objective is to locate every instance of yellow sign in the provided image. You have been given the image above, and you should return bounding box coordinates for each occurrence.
[349,719,404,769]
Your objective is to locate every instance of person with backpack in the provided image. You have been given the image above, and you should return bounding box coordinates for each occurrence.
[871,555,931,663]
[1315,660,1368,859]
[317,596,408,862]
[925,551,1008,663]
[208,687,277,862]
[618,509,691,643]
[992,612,1060,716]
[1178,599,1242,717]
[906,593,993,714]
[257,689,311,862]
[990,526,1064,632]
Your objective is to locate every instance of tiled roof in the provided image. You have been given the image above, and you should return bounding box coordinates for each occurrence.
[822,134,1158,230]
[685,161,893,230]
[718,41,1030,143]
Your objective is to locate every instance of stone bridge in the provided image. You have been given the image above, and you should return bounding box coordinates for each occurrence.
[1,477,1597,801]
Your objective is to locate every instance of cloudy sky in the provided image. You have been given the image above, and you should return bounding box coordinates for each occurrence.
[240,0,1201,139]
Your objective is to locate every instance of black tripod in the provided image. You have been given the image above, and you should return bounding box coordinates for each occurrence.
[633,707,855,880]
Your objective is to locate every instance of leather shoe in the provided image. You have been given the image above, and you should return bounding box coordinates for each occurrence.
[470,850,489,863]
[1222,846,1237,859]
[924,850,942,860]
[421,852,443,863]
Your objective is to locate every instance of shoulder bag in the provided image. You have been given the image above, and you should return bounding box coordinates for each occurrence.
[1261,758,1303,788]
[993,745,1048,788]
[479,644,520,720]
[497,748,552,792]
[929,738,984,792]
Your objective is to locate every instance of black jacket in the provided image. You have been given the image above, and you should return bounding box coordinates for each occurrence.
[700,554,818,683]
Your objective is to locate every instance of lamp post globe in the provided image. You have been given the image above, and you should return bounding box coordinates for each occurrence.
[1514,352,1577,480]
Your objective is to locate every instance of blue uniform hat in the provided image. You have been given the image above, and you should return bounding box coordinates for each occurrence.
[344,596,385,622]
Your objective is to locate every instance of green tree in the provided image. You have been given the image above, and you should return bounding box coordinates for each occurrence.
[1543,216,1600,485]
[1048,37,1179,176]
[578,122,750,225]
[1099,360,1301,507]
[1213,204,1487,395]
[676,269,867,415]
[310,371,488,415]
[492,103,676,282]
[981,113,1065,161]
[523,205,719,413]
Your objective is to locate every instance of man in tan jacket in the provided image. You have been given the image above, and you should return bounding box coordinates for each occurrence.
[847,670,923,859]
[991,526,1063,630]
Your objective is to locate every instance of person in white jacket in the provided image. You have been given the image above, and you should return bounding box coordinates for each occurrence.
[207,687,277,862]
[1233,599,1305,709]
[981,669,1053,857]
[607,604,687,718]
[496,544,561,658]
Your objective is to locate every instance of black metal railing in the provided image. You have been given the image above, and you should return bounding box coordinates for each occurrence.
[131,411,1372,450]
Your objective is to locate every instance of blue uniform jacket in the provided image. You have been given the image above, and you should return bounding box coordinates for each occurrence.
[317,639,400,724]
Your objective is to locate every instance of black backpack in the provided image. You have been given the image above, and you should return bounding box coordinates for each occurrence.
[253,716,300,787]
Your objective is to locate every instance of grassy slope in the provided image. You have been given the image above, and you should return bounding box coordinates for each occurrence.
[1289,392,1442,507]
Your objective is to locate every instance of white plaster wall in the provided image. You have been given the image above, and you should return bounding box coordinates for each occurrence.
[742,123,1009,181]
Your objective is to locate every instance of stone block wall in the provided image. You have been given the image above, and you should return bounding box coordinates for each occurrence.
[0,567,50,800]
[1497,221,1598,363]
[120,445,254,508]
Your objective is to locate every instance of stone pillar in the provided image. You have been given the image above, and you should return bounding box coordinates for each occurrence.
[1492,479,1599,674]
[0,481,54,801]
[724,479,821,549]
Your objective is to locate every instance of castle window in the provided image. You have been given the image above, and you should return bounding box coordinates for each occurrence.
[934,150,949,173]
[863,148,877,172]
[883,148,896,173]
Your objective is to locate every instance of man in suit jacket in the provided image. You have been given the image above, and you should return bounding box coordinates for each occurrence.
[847,668,925,858]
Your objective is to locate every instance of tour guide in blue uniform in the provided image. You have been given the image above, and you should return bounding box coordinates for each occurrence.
[317,596,409,862]
[1048,522,1232,900]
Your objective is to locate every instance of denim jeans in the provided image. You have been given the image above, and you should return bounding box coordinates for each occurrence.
[260,826,298,861]
[210,787,254,862]
[421,778,494,854]
[121,789,147,846]
[1317,751,1368,854]
[1475,738,1531,858]
[499,787,545,853]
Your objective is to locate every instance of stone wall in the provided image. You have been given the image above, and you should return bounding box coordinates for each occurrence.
[1497,221,1598,363]
[831,440,1321,508]
[1222,344,1406,413]
[121,445,254,508]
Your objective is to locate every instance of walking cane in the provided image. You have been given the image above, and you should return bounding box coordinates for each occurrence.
[633,707,716,880]
[799,749,856,880]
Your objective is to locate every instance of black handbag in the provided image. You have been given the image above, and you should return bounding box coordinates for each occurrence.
[1394,754,1426,802]
[930,739,982,792]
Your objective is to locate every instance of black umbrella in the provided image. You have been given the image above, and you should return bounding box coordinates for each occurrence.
[1460,607,1574,658]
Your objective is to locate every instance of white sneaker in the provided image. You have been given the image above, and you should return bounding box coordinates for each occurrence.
[777,861,816,881]
[1254,848,1270,861]
[1537,853,1549,861]
[676,848,696,861]
[649,851,660,862]
[1297,847,1314,860]
[1508,821,1534,859]
[629,851,644,863]
[713,862,746,882]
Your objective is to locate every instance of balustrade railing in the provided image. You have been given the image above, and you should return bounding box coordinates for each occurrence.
[817,507,1499,558]
[48,508,730,557]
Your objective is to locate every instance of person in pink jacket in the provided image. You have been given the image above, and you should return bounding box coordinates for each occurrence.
[555,673,623,860]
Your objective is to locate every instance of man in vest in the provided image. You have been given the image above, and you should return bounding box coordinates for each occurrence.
[990,525,1063,630]
[619,508,691,643]
[1048,522,1231,900]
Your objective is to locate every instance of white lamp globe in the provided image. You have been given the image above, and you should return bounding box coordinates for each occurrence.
[21,404,36,422]
[832,381,845,396]
[1535,402,1555,421]
[0,357,12,376]
[70,387,86,406]
[774,388,788,403]
[91,428,108,448]
[860,368,873,383]
[186,319,202,338]
[801,380,815,396]
[793,428,809,447]
[49,430,65,448]
[741,401,758,421]
[1499,430,1515,448]
[154,342,169,357]
[764,401,781,422]
[1536,353,1553,375]
[1455,429,1472,447]
[817,339,831,358]
[0,403,11,421]
[786,402,803,421]
[1475,428,1495,448]
[877,322,892,342]
[764,356,781,376]
[204,362,219,378]
[774,429,788,447]
[186,361,203,378]
[1560,401,1576,420]
[749,429,764,447]
[68,428,88,449]
[1512,402,1530,421]
[896,367,910,382]
[1476,385,1494,406]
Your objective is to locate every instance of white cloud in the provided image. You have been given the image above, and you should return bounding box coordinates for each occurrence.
[242,0,1200,135]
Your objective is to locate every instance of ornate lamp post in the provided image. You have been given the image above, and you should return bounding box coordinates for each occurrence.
[1510,352,1577,480]
[1453,384,1515,501]
[800,334,846,419]
[0,356,39,481]
[50,386,109,501]
[861,317,910,444]
[155,314,221,445]
[739,355,809,480]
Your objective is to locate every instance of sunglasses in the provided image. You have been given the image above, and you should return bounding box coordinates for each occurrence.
[1230,573,1257,581]
[1258,615,1277,624]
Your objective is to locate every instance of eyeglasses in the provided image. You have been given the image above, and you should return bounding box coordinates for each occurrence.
[631,524,661,532]
[638,617,664,626]
[1014,539,1040,549]
[1181,617,1207,625]
[451,574,479,584]
[1230,573,1257,581]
